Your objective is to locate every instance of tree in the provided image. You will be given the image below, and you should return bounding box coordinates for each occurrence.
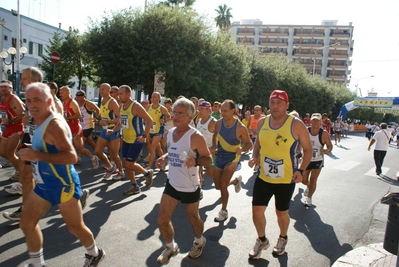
[41,29,93,90]
[159,0,196,7]
[214,4,232,30]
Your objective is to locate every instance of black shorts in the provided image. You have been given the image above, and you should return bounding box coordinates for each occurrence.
[306,160,323,170]
[252,177,295,211]
[83,128,93,138]
[163,179,200,204]
[20,133,32,166]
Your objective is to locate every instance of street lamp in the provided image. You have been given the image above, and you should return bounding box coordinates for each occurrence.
[351,75,374,97]
[0,46,27,94]
[312,42,340,76]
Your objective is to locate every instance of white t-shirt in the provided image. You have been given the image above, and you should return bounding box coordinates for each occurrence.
[372,129,390,151]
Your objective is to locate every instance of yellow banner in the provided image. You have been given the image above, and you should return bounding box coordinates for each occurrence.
[354,97,393,107]
[374,108,399,115]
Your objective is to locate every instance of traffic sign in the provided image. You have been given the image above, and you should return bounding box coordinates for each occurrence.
[50,51,60,64]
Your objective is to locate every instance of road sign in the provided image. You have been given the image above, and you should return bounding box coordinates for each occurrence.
[50,51,60,64]
[154,71,165,95]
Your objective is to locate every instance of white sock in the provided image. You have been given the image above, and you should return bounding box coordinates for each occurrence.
[28,248,45,267]
[85,242,99,257]
[194,236,204,244]
[166,240,176,249]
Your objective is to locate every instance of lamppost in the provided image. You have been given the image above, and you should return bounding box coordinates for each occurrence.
[0,46,27,96]
[351,75,374,97]
[312,42,340,76]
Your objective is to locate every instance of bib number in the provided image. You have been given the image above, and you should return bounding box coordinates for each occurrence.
[120,114,129,129]
[263,157,284,178]
[150,122,156,133]
[0,110,7,119]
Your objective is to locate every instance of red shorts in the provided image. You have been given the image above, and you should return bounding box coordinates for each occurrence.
[1,123,24,138]
[70,123,83,138]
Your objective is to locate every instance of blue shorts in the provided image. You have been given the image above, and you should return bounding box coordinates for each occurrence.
[99,128,121,141]
[122,141,144,162]
[149,127,164,139]
[34,183,81,206]
[215,151,239,169]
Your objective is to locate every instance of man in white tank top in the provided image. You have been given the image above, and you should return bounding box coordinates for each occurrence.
[155,97,212,265]
[196,101,216,185]
[302,113,333,207]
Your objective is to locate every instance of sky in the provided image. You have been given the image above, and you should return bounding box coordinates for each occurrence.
[2,0,399,97]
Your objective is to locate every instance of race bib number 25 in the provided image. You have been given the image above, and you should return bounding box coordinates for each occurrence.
[263,157,284,178]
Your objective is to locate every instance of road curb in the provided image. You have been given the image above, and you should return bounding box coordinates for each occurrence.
[332,243,397,267]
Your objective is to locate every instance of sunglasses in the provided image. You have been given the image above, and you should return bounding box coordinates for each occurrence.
[76,94,84,97]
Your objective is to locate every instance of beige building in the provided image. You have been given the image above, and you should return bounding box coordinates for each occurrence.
[230,19,354,84]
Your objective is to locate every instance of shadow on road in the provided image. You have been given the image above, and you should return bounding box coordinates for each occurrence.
[290,188,352,265]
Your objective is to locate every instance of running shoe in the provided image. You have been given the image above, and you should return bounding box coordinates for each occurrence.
[91,156,99,169]
[303,187,309,197]
[272,237,287,256]
[188,237,206,258]
[80,189,90,210]
[3,206,23,221]
[144,169,154,188]
[249,238,270,259]
[157,244,179,265]
[83,248,105,267]
[102,165,117,180]
[112,172,125,181]
[304,197,312,207]
[214,210,228,222]
[235,175,242,193]
[123,186,141,195]
[9,171,19,181]
[5,182,23,195]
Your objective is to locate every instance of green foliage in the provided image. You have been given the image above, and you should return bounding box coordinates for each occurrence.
[159,0,196,7]
[41,30,93,90]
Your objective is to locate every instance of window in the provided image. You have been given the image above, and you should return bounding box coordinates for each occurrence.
[270,38,275,43]
[38,44,43,56]
[270,28,275,32]
[23,38,27,43]
[303,38,309,44]
[280,29,285,34]
[29,41,33,54]
[4,35,8,41]
[12,38,17,48]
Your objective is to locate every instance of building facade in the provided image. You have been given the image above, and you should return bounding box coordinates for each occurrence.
[0,7,97,100]
[230,19,354,84]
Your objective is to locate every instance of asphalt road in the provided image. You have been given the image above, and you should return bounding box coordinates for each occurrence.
[1,132,399,267]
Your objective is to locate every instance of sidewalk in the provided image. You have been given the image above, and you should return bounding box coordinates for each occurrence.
[332,243,397,267]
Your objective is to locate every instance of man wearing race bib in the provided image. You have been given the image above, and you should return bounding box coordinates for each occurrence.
[94,83,123,180]
[18,82,105,267]
[145,92,170,170]
[60,86,99,169]
[302,113,333,207]
[75,90,100,153]
[107,85,154,194]
[248,89,312,259]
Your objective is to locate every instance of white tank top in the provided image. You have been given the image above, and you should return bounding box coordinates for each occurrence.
[309,128,324,162]
[196,116,214,147]
[167,127,200,192]
[79,102,93,130]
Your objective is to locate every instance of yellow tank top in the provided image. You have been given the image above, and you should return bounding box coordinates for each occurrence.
[120,101,140,143]
[258,115,298,184]
[148,104,163,134]
[100,98,116,128]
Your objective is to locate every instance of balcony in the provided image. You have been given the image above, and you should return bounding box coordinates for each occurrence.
[260,31,288,36]
[237,30,255,36]
[328,64,347,70]
[328,53,348,59]
[326,75,346,82]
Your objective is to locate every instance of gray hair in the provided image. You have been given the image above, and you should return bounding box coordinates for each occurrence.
[26,82,52,102]
[173,97,195,116]
[22,67,43,82]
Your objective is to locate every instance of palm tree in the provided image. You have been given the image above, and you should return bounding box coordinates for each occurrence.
[160,0,196,7]
[214,4,233,30]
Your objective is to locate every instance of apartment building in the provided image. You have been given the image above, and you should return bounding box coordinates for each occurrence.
[230,19,354,84]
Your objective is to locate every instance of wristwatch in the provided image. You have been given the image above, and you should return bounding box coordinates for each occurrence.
[142,134,147,138]
[297,169,305,175]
